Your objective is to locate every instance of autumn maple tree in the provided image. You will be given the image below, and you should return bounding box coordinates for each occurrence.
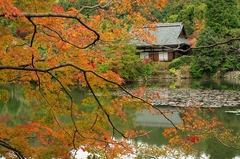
[0,0,240,158]
[0,0,169,158]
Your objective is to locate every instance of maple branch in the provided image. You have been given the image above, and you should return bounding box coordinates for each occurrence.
[0,12,100,49]
[42,71,124,151]
[72,130,78,150]
[0,63,179,130]
[72,146,78,159]
[176,37,240,53]
[0,56,131,151]
[0,139,24,159]
[181,107,211,133]
[87,71,180,130]
[47,71,80,150]
[83,71,126,138]
[90,114,99,130]
[24,12,100,48]
[42,25,92,49]
[214,135,240,150]
[52,111,72,137]
[27,17,37,47]
[29,48,42,95]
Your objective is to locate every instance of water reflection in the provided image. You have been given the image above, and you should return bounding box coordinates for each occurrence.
[135,107,181,127]
[131,105,240,159]
[1,78,240,158]
[0,84,31,126]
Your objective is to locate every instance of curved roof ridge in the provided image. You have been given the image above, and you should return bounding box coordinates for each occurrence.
[144,22,183,28]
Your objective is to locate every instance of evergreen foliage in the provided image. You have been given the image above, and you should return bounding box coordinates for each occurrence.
[190,0,240,78]
[161,0,206,36]
[190,27,223,78]
[205,0,240,35]
[98,44,152,82]
[169,55,193,69]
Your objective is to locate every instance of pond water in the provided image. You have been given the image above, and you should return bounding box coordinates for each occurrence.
[0,78,240,159]
[121,78,240,159]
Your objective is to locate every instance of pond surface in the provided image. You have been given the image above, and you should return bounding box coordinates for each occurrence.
[0,78,240,159]
[122,78,240,159]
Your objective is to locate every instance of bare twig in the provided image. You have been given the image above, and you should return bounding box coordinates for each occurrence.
[78,0,113,13]
[176,37,240,52]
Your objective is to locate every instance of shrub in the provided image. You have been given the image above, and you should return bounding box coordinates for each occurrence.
[221,55,240,72]
[169,55,193,69]
[136,63,153,77]
[169,68,176,76]
[190,59,204,78]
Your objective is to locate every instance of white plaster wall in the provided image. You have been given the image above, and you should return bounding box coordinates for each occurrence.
[140,52,149,59]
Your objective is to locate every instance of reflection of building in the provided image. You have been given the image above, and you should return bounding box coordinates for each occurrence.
[134,22,191,62]
[135,107,181,128]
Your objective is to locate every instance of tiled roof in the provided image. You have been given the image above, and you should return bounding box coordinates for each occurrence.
[135,22,190,48]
